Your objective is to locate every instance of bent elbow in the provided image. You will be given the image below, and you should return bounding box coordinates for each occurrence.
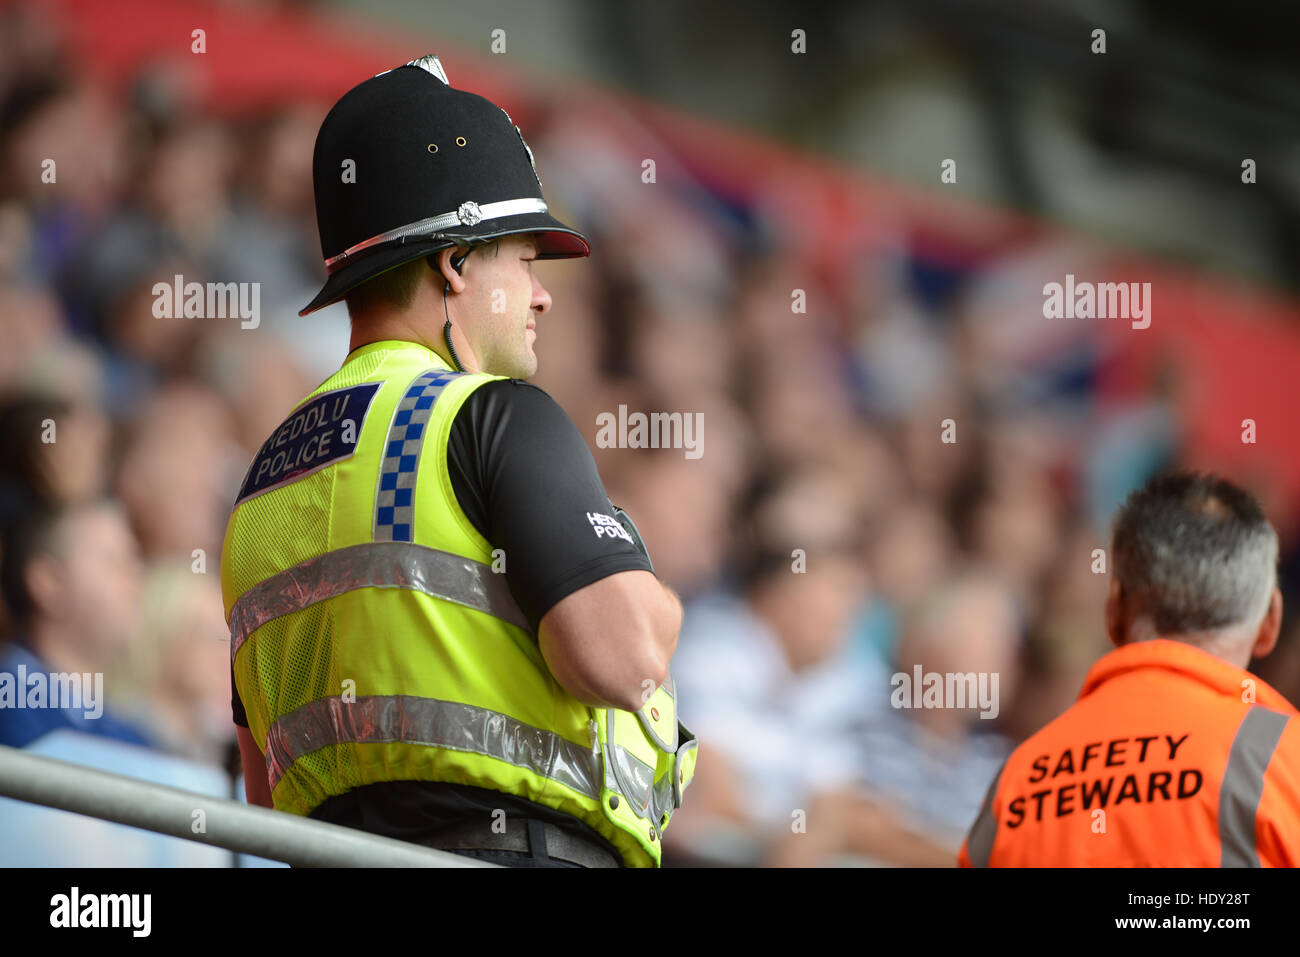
[621,624,674,710]
[638,645,671,696]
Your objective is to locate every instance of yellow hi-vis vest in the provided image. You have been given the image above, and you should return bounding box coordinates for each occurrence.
[221,339,697,867]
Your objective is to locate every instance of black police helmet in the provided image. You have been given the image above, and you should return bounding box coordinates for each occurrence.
[300,54,589,317]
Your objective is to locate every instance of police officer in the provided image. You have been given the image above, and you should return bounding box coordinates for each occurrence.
[960,472,1300,867]
[222,56,696,868]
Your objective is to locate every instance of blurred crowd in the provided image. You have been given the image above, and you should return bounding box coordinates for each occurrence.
[2,4,1298,867]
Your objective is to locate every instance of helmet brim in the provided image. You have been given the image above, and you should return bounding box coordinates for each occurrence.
[299,212,589,317]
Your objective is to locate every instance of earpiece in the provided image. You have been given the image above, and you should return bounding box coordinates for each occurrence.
[430,248,472,293]
[437,246,471,374]
[444,249,470,294]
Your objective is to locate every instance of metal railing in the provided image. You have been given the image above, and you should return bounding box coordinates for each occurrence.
[0,745,495,867]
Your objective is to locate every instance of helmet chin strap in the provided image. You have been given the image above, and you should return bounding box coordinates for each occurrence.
[438,248,471,372]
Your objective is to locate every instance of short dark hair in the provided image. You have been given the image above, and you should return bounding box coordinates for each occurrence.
[0,392,72,505]
[1111,471,1278,634]
[343,256,430,318]
[733,462,861,592]
[343,239,504,320]
[0,499,72,627]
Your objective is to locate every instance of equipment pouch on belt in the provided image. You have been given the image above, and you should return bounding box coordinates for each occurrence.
[592,668,697,866]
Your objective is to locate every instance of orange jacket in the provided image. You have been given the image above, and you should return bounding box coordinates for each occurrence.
[959,638,1300,867]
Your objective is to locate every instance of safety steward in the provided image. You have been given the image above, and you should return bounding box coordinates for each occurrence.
[961,472,1300,867]
[221,56,695,868]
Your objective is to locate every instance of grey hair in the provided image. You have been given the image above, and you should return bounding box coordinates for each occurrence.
[1111,472,1278,635]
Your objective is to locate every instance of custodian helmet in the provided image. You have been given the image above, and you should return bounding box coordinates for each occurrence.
[300,54,589,317]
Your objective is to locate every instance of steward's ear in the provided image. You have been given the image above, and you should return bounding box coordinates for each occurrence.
[1105,578,1125,648]
[1251,588,1283,660]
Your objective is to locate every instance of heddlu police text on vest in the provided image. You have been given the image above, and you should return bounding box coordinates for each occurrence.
[237,383,379,503]
[1005,733,1200,827]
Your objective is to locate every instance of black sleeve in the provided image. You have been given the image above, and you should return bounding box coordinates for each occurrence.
[447,379,654,632]
[232,665,249,728]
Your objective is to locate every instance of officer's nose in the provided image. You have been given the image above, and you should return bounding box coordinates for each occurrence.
[532,273,551,316]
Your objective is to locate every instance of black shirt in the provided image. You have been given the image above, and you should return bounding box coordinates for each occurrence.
[231,378,652,854]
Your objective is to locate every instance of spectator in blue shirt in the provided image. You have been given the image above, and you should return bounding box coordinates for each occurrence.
[0,498,152,749]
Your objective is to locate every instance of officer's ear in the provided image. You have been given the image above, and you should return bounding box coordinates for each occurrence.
[1250,587,1283,660]
[431,247,469,295]
[1105,578,1126,647]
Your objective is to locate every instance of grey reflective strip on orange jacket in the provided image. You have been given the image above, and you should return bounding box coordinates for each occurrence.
[228,541,530,659]
[1219,706,1290,867]
[265,694,603,798]
[965,760,1006,868]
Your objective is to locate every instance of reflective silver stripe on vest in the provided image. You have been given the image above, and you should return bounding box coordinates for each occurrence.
[605,707,669,837]
[671,720,697,810]
[1219,706,1290,867]
[606,740,655,813]
[650,766,674,834]
[229,541,530,659]
[965,759,1006,868]
[265,694,602,798]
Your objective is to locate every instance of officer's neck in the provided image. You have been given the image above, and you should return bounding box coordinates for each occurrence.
[349,307,482,373]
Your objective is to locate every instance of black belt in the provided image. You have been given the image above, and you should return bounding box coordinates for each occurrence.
[429,817,622,868]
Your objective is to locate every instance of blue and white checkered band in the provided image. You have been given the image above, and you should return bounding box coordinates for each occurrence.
[373,368,463,542]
